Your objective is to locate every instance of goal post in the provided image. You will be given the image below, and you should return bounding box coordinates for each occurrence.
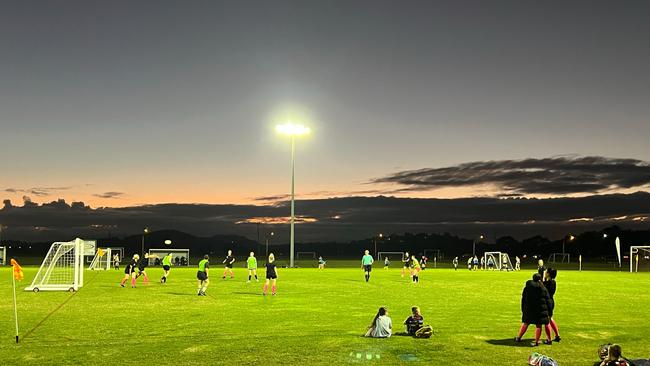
[88,248,112,271]
[296,251,317,260]
[548,252,570,264]
[148,249,190,266]
[0,246,6,265]
[377,251,405,262]
[484,252,515,271]
[26,238,95,292]
[423,249,443,260]
[630,246,650,273]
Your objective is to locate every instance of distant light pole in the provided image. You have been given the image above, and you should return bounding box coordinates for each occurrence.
[265,231,275,258]
[276,123,311,268]
[141,227,149,255]
[473,235,484,257]
[374,233,383,259]
[562,234,575,262]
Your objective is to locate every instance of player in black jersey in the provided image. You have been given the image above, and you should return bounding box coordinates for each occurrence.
[135,252,158,285]
[262,253,278,296]
[401,252,411,278]
[120,254,139,288]
[222,250,235,279]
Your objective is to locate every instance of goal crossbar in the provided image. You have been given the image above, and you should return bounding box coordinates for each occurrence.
[296,251,317,260]
[377,251,405,261]
[630,246,650,273]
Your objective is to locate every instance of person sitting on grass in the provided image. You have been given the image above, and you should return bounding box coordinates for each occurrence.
[365,307,392,338]
[404,306,433,338]
[600,344,630,366]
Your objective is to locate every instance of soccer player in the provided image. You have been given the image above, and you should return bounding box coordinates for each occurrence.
[472,255,479,271]
[515,256,521,271]
[263,253,278,295]
[401,252,411,277]
[384,256,390,269]
[197,254,209,296]
[452,256,459,271]
[487,255,495,270]
[318,256,326,270]
[161,253,173,283]
[362,250,374,282]
[537,259,546,276]
[480,256,485,270]
[544,268,561,342]
[410,255,421,283]
[113,253,120,270]
[420,255,427,270]
[120,254,138,288]
[135,253,157,285]
[222,250,235,279]
[247,252,258,282]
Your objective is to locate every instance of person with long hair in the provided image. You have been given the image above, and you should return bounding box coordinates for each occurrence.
[515,273,553,346]
[364,307,392,338]
[263,253,278,295]
[544,268,561,342]
[410,255,421,284]
[401,252,411,277]
[120,254,138,288]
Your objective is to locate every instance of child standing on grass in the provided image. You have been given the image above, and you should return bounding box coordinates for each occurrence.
[135,252,156,285]
[161,253,172,283]
[452,256,459,271]
[120,254,138,288]
[362,250,374,282]
[410,255,421,284]
[197,254,209,296]
[223,249,235,279]
[543,268,561,342]
[515,273,553,346]
[263,253,278,295]
[318,256,326,270]
[401,252,411,277]
[247,252,258,283]
[384,256,390,269]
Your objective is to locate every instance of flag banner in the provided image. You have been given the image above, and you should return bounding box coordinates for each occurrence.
[11,259,23,281]
[615,237,622,267]
[98,248,105,258]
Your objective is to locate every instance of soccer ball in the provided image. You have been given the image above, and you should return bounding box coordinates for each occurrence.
[164,240,172,245]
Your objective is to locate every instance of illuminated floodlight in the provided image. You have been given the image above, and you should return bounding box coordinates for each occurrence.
[275,123,311,136]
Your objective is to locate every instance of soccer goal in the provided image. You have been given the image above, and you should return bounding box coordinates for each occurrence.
[0,246,6,265]
[148,248,190,266]
[26,238,96,292]
[630,246,650,273]
[548,252,570,263]
[423,249,443,260]
[484,252,514,271]
[296,251,317,260]
[88,248,112,271]
[377,251,405,262]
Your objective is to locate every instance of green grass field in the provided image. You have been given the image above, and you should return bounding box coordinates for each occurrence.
[1,263,648,365]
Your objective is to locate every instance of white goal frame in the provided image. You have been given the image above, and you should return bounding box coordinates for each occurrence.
[377,251,405,262]
[0,246,6,265]
[26,238,96,292]
[484,252,515,271]
[548,252,570,263]
[423,249,443,260]
[148,248,190,266]
[630,246,650,273]
[88,248,112,271]
[296,251,317,260]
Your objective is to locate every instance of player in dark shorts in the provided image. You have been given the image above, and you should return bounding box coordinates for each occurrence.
[161,253,173,283]
[197,255,209,296]
[135,253,157,285]
[222,249,235,279]
[361,250,374,282]
[263,253,278,295]
[401,252,411,278]
[120,254,139,288]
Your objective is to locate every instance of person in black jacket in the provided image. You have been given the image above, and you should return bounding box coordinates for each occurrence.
[543,268,561,342]
[514,273,553,346]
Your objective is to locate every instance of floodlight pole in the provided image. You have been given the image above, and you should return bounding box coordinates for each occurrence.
[290,136,296,268]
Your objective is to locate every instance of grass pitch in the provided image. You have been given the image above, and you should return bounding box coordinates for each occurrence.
[1,263,649,365]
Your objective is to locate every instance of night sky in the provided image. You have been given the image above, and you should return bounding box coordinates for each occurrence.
[1,1,650,241]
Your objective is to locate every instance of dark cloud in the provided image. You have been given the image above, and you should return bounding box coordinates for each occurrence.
[4,186,73,197]
[373,156,650,196]
[93,192,125,199]
[2,192,650,242]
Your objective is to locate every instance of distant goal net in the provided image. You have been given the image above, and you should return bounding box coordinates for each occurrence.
[148,249,190,266]
[484,252,514,271]
[88,248,112,271]
[0,246,6,265]
[296,251,317,260]
[26,238,95,292]
[377,252,405,263]
[630,246,650,273]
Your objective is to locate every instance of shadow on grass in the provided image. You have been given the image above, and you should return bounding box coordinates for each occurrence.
[485,338,536,347]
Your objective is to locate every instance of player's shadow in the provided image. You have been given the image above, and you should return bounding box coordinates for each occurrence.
[485,338,536,347]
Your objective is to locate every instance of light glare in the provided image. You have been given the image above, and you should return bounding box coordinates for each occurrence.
[275,123,311,136]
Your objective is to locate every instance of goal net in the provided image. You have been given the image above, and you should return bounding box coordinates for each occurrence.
[88,248,112,271]
[296,251,317,260]
[423,249,443,261]
[548,252,570,263]
[148,248,190,266]
[630,246,650,273]
[377,252,405,262]
[26,238,96,292]
[484,252,514,271]
[0,246,6,265]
